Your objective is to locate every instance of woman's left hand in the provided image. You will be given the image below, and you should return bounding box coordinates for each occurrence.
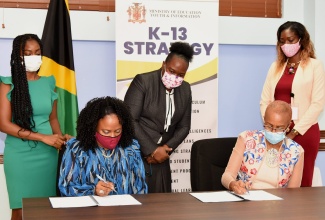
[63,134,73,142]
[286,132,297,140]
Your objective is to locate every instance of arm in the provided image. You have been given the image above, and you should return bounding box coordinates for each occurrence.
[221,135,246,189]
[124,75,158,156]
[49,99,63,136]
[260,63,277,120]
[129,142,148,194]
[293,61,325,135]
[58,140,97,196]
[165,90,192,150]
[0,82,64,148]
[287,150,304,188]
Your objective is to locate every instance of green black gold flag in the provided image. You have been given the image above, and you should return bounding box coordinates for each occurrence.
[39,0,78,136]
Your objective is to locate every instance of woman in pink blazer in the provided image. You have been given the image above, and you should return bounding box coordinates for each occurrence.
[260,21,325,187]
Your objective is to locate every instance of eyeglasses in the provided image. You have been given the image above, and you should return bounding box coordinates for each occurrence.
[263,124,287,133]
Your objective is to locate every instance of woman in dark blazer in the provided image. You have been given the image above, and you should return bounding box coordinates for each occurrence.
[124,42,194,193]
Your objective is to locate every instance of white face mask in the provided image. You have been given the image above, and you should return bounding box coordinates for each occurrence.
[23,55,42,72]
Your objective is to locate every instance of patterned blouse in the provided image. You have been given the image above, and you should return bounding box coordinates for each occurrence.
[222,130,304,189]
[59,138,148,196]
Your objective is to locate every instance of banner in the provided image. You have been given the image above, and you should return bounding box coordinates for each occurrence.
[39,0,78,137]
[116,0,218,192]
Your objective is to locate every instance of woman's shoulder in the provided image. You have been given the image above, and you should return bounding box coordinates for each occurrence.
[41,75,56,84]
[285,138,304,153]
[65,137,84,154]
[239,130,262,139]
[0,76,13,85]
[123,139,141,153]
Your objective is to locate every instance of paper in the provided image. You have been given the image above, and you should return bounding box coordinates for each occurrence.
[190,191,243,202]
[231,190,283,201]
[93,195,142,206]
[190,190,283,203]
[49,196,97,208]
[49,195,141,208]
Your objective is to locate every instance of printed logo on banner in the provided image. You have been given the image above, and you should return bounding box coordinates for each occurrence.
[127,3,146,23]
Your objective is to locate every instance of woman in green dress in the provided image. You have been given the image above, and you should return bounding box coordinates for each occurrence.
[0,34,66,220]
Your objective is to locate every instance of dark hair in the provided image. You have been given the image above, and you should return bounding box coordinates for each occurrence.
[276,21,315,70]
[10,33,43,131]
[165,42,194,64]
[76,96,135,151]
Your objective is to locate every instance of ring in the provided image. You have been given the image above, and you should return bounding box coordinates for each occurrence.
[99,190,104,194]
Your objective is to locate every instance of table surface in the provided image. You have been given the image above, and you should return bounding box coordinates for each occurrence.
[23,187,325,220]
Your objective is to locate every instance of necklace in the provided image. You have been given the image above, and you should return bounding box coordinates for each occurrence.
[102,149,115,158]
[265,148,279,168]
[264,142,282,168]
[287,60,301,74]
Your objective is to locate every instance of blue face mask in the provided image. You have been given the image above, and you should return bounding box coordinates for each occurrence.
[264,130,285,145]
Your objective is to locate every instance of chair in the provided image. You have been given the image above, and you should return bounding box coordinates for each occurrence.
[190,137,237,192]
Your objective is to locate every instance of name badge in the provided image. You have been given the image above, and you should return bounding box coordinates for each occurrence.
[291,106,298,120]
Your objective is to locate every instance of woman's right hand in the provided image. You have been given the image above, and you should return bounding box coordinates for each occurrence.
[95,181,115,196]
[229,180,249,195]
[40,134,65,150]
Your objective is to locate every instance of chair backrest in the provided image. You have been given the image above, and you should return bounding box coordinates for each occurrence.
[190,137,237,192]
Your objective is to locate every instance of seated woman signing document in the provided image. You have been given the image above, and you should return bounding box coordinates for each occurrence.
[221,100,304,195]
[59,97,147,196]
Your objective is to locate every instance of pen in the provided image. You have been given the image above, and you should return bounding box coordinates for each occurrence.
[96,174,118,194]
[245,185,250,195]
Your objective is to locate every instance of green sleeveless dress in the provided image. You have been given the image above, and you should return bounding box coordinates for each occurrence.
[1,76,58,209]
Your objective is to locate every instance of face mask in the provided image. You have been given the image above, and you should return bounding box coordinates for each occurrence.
[280,39,301,57]
[95,132,121,150]
[23,55,42,72]
[161,70,184,89]
[264,130,285,145]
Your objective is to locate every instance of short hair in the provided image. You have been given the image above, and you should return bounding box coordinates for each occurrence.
[276,21,315,71]
[76,96,135,152]
[165,41,194,64]
[265,100,292,124]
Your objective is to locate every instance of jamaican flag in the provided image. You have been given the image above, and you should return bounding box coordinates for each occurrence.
[39,0,78,136]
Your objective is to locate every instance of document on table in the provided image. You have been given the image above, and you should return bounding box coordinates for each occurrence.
[190,190,283,203]
[49,195,141,208]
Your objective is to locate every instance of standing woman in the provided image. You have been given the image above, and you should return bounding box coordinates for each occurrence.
[260,21,325,187]
[124,42,194,193]
[0,34,66,220]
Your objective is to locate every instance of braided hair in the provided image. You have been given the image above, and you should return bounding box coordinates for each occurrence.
[165,41,194,64]
[10,34,43,131]
[76,97,135,152]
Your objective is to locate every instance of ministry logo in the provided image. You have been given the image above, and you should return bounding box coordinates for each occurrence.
[127,3,146,23]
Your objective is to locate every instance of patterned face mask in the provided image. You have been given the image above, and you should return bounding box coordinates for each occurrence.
[280,39,301,57]
[161,70,184,89]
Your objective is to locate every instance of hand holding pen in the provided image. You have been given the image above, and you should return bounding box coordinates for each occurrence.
[96,174,118,196]
[229,180,250,195]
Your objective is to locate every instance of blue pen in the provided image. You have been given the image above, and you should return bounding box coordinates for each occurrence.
[96,174,118,194]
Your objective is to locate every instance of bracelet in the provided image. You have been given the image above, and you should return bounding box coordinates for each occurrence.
[151,147,159,158]
[291,129,299,136]
[17,128,32,139]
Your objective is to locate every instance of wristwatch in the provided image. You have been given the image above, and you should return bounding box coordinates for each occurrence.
[291,129,299,136]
